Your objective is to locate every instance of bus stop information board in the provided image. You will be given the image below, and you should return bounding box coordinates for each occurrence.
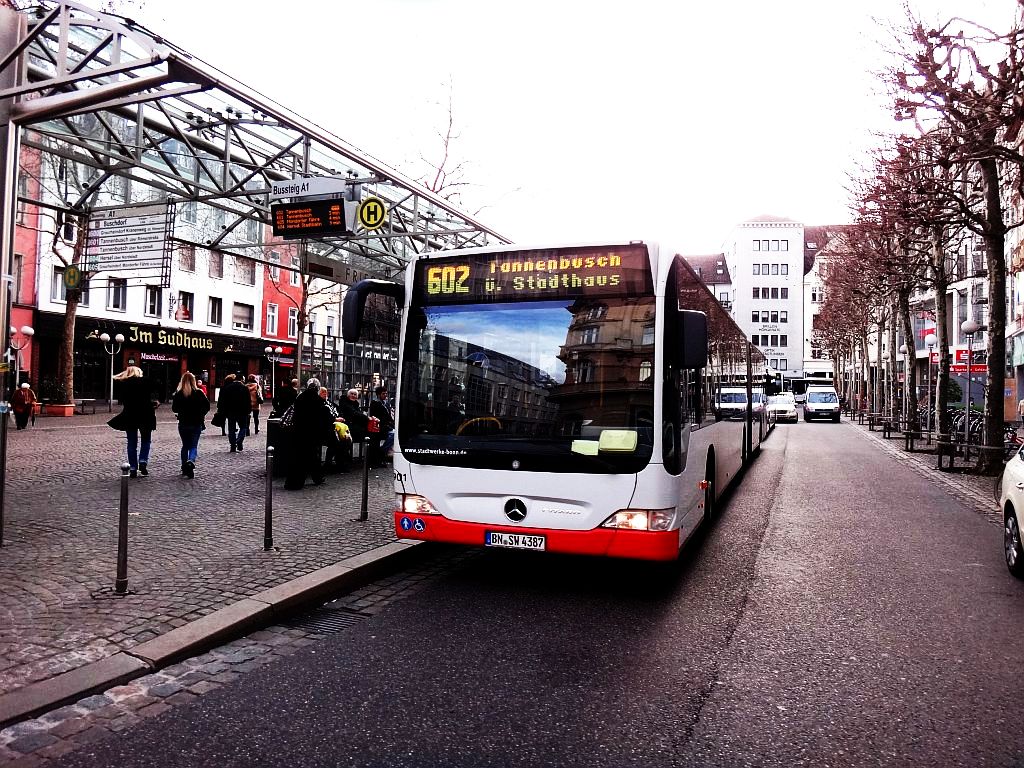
[271,199,351,239]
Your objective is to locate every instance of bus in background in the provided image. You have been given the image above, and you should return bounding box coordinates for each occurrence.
[343,241,770,561]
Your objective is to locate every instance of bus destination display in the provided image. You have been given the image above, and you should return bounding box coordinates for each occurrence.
[271,200,351,239]
[416,245,652,303]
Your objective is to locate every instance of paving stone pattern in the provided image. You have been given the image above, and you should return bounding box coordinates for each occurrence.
[0,544,472,765]
[0,406,398,696]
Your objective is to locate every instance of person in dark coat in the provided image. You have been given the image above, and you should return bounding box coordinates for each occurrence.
[11,382,36,430]
[273,378,299,417]
[172,371,210,479]
[107,366,157,478]
[369,385,395,466]
[217,374,252,452]
[284,377,332,490]
[337,388,369,442]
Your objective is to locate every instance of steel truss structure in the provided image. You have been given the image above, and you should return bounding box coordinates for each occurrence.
[0,0,510,285]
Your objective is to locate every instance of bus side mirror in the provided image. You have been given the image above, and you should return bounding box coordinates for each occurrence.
[679,310,708,369]
[342,279,405,342]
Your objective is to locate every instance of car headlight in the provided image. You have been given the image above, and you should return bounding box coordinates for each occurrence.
[397,494,440,515]
[601,508,674,532]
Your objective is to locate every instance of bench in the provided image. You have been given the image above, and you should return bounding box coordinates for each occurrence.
[882,419,896,439]
[903,430,929,451]
[867,412,884,431]
[936,441,957,470]
[75,398,97,414]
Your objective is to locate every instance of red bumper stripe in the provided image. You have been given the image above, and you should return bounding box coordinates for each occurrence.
[394,512,680,561]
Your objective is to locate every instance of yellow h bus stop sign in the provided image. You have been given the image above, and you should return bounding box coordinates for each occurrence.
[357,197,387,231]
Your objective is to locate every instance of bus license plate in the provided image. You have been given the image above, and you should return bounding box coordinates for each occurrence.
[485,532,546,551]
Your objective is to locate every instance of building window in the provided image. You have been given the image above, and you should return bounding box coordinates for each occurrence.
[780,358,788,369]
[269,250,280,280]
[770,311,778,323]
[770,359,778,369]
[288,307,298,338]
[780,335,788,347]
[177,291,194,322]
[780,311,788,323]
[770,334,778,346]
[588,304,607,320]
[751,311,759,323]
[641,324,655,346]
[308,314,317,336]
[16,173,27,225]
[751,335,758,345]
[771,263,779,275]
[811,289,819,303]
[781,240,788,252]
[580,326,599,344]
[209,251,223,279]
[290,255,301,286]
[770,240,779,252]
[266,304,278,335]
[781,288,789,299]
[762,240,770,251]
[178,244,195,272]
[181,200,197,224]
[760,335,769,346]
[145,286,161,317]
[576,360,594,384]
[761,311,769,323]
[51,266,67,302]
[232,302,254,331]
[753,264,761,275]
[107,278,127,311]
[212,208,225,231]
[719,292,728,303]
[246,217,260,241]
[639,361,652,381]
[771,287,779,299]
[752,287,760,299]
[781,264,789,275]
[209,296,222,326]
[234,256,256,285]
[326,316,335,343]
[753,240,761,251]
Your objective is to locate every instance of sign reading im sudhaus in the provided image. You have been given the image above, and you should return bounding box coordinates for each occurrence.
[85,202,171,273]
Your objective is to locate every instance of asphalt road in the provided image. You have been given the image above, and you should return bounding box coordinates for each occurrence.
[52,421,1024,767]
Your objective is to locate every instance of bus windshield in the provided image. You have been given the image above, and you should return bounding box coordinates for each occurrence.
[399,296,656,473]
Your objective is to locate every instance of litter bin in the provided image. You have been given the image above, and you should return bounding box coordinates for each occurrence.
[266,417,289,477]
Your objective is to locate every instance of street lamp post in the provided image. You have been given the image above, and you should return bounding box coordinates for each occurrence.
[924,332,937,434]
[100,332,125,412]
[8,325,33,384]
[961,319,981,461]
[264,345,283,401]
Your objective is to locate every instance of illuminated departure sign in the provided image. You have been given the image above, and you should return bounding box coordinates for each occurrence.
[415,245,653,304]
[271,199,354,239]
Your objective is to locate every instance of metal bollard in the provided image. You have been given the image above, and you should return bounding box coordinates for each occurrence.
[359,437,370,522]
[115,462,130,594]
[264,446,274,551]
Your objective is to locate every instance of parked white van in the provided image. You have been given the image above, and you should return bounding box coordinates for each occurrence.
[803,385,841,422]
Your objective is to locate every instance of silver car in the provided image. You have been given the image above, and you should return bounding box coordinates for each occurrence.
[1000,448,1024,578]
[767,393,798,423]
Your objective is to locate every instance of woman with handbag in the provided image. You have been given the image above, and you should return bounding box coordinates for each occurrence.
[107,366,157,478]
[172,371,209,479]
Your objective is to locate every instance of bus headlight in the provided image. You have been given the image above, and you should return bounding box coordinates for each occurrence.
[601,508,675,532]
[399,494,440,515]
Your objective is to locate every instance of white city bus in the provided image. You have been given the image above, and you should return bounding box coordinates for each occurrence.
[343,241,770,561]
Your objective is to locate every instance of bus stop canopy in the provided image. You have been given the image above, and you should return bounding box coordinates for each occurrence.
[0,0,510,282]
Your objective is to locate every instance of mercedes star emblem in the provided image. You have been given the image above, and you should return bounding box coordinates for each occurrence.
[504,498,527,523]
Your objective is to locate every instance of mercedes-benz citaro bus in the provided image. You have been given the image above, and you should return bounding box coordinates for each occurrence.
[343,241,770,561]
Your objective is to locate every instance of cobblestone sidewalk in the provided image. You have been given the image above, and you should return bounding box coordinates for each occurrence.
[0,405,398,701]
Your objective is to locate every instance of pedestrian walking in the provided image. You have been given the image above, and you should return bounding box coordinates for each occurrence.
[172,371,210,479]
[247,374,264,434]
[196,377,208,397]
[107,365,157,478]
[216,373,251,452]
[284,378,332,490]
[11,382,36,430]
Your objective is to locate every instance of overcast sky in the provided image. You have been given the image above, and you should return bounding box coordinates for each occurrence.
[126,0,1016,253]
